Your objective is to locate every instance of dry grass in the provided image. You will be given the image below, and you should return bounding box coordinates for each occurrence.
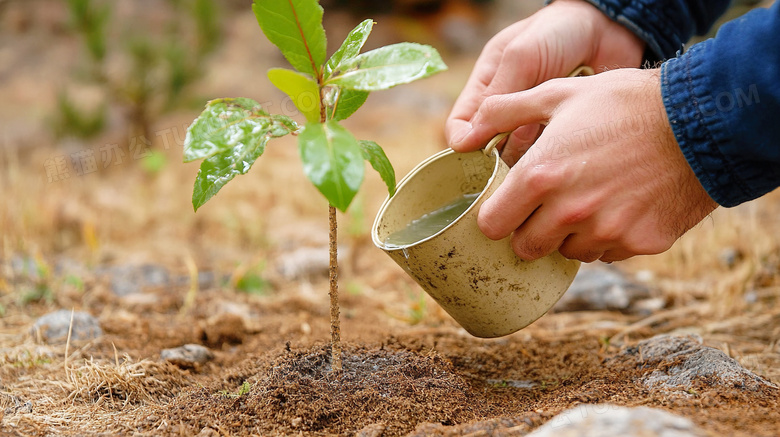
[56,355,191,405]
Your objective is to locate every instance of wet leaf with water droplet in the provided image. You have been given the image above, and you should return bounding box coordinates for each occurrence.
[326,43,447,91]
[184,97,299,211]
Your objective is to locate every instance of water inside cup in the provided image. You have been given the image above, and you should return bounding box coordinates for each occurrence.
[383,192,480,249]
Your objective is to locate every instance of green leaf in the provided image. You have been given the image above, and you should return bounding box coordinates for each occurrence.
[359,140,395,196]
[184,97,297,162]
[330,88,369,121]
[252,0,326,77]
[298,121,364,212]
[326,42,447,91]
[325,19,373,77]
[183,97,298,211]
[267,68,321,123]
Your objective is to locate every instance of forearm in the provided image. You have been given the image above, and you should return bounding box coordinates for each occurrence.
[661,2,780,207]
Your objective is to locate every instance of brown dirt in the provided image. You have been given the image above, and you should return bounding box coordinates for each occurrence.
[3,279,779,436]
[2,1,780,436]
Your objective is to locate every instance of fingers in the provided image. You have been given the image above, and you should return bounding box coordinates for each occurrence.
[500,124,542,167]
[558,234,606,263]
[478,155,565,242]
[450,80,571,152]
[480,38,543,100]
[445,22,530,146]
[599,249,634,263]
[508,204,571,260]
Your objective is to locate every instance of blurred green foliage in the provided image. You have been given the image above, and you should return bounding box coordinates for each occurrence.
[52,90,106,138]
[234,261,271,296]
[140,149,169,174]
[54,0,221,141]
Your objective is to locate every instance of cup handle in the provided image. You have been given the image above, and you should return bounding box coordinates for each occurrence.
[483,132,510,156]
[481,65,595,157]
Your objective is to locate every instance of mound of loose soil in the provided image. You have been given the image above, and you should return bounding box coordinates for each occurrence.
[163,344,481,435]
[151,332,779,436]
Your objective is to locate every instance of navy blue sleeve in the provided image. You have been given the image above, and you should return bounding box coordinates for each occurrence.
[661,2,780,207]
[578,0,731,60]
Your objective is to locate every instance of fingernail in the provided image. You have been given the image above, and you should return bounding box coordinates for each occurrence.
[450,123,472,147]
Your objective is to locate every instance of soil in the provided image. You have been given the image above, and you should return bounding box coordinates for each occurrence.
[2,276,779,436]
[1,1,779,436]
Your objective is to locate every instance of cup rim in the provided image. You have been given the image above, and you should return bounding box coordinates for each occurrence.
[371,147,502,251]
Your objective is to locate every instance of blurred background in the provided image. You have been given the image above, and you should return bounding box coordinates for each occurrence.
[0,0,548,299]
[0,0,778,381]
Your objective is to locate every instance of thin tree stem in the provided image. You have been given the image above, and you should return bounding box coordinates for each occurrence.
[328,204,342,371]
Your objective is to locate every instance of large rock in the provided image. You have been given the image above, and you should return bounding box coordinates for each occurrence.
[615,334,776,392]
[528,404,707,437]
[30,309,102,344]
[554,265,652,312]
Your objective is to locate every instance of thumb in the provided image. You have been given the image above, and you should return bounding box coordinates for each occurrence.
[450,79,571,152]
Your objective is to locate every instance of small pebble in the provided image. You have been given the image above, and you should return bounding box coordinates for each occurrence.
[30,310,102,344]
[104,264,170,296]
[718,247,742,268]
[161,344,214,368]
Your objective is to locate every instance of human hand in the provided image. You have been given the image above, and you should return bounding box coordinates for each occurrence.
[451,68,718,263]
[446,0,645,162]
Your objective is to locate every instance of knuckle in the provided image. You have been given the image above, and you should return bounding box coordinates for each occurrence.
[524,165,561,195]
[557,205,593,228]
[624,234,675,256]
[558,237,603,263]
[481,94,507,113]
[591,221,622,245]
[476,204,508,240]
[502,40,529,60]
[477,215,505,241]
[511,233,550,261]
[559,248,601,263]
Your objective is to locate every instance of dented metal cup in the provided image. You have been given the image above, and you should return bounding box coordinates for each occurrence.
[372,136,580,338]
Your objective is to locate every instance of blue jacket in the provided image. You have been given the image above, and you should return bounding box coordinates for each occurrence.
[582,0,780,207]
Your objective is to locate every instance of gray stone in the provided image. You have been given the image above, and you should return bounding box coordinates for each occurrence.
[554,265,651,312]
[30,310,102,344]
[196,271,217,289]
[103,264,170,296]
[528,404,707,437]
[718,247,742,268]
[172,271,220,290]
[617,334,776,392]
[161,344,214,368]
[275,246,349,280]
[9,255,41,280]
[53,257,90,279]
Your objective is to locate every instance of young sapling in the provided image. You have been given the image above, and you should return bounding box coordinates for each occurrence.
[183,0,447,371]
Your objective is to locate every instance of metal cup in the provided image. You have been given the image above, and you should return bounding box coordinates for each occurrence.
[372,134,580,337]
